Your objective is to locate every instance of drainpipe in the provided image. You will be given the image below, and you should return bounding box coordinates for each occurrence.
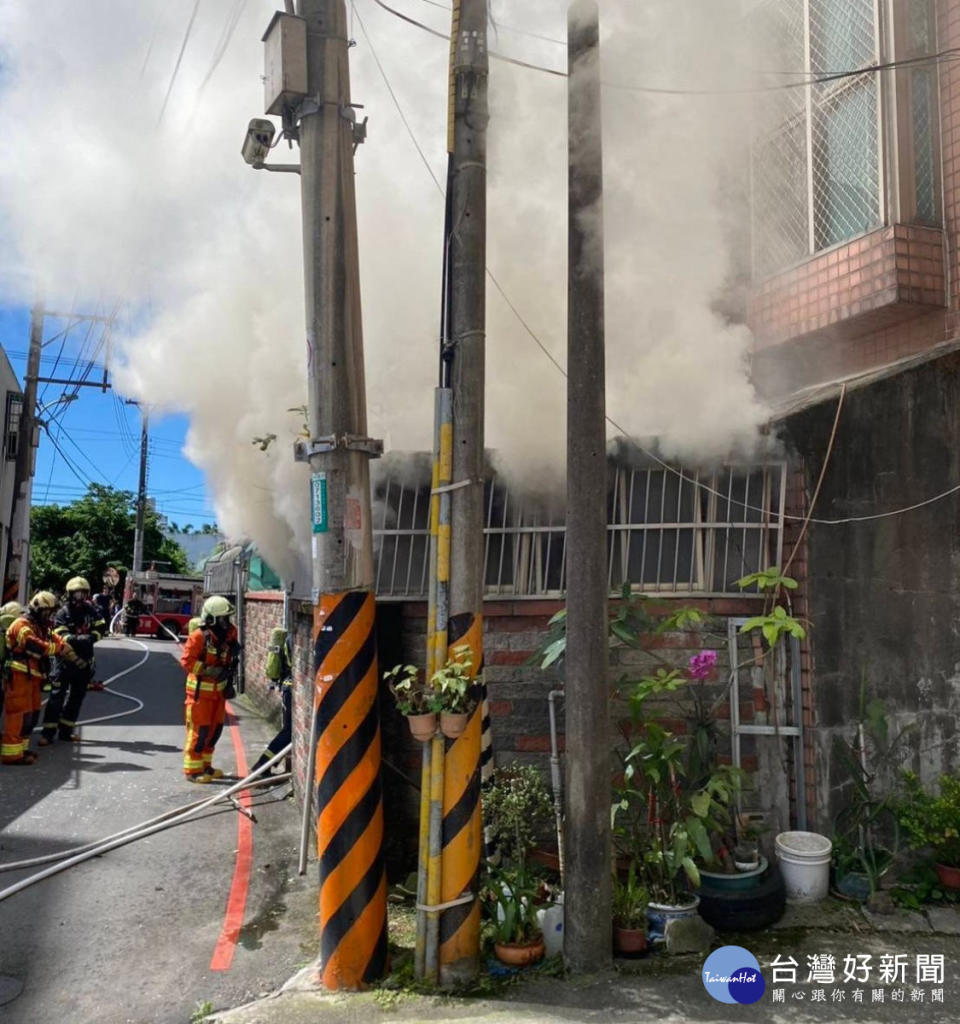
[234,548,249,694]
[548,688,565,887]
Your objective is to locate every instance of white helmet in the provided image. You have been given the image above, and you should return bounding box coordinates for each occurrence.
[201,595,234,624]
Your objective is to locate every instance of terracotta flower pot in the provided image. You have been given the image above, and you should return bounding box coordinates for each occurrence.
[494,936,545,967]
[440,711,468,739]
[935,862,960,891]
[613,925,648,956]
[407,712,437,743]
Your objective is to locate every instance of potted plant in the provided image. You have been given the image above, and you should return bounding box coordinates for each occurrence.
[483,764,554,869]
[897,772,960,891]
[486,867,545,967]
[612,861,649,955]
[429,645,476,739]
[383,663,435,742]
[613,672,726,938]
[831,688,910,901]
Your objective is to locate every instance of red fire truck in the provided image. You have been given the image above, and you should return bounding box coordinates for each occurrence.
[122,570,204,639]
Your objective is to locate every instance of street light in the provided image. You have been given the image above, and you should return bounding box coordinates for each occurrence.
[35,393,79,427]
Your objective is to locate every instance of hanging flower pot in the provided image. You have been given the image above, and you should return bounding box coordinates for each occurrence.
[440,711,469,739]
[407,712,437,743]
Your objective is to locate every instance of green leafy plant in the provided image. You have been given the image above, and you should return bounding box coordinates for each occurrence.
[429,645,475,714]
[485,866,543,946]
[530,583,704,671]
[612,668,740,904]
[383,663,431,715]
[189,1001,214,1024]
[612,861,649,930]
[483,764,553,871]
[736,568,807,648]
[891,862,960,910]
[831,682,911,897]
[897,772,960,867]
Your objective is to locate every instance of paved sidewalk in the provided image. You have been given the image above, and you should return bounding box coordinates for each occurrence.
[208,902,960,1024]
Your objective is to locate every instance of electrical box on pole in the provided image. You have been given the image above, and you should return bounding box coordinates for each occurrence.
[262,12,308,116]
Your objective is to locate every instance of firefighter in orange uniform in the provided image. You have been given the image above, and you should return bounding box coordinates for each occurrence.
[2,592,84,765]
[180,595,238,782]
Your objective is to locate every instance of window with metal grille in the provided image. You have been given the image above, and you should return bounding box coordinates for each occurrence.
[4,392,22,461]
[750,0,939,277]
[752,0,882,275]
[372,458,786,601]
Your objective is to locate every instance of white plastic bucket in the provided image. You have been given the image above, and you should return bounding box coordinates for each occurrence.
[775,831,832,903]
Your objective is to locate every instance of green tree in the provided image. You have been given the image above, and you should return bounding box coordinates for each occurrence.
[29,484,190,593]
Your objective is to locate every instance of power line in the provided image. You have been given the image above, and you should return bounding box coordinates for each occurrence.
[414,0,567,46]
[358,1,960,530]
[197,0,248,97]
[157,0,202,126]
[370,0,960,96]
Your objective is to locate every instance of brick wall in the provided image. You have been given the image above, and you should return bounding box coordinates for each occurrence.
[244,590,814,875]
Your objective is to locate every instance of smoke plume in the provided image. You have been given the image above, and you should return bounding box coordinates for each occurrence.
[0,0,770,580]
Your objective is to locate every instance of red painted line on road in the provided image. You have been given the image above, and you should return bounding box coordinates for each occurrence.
[209,703,253,972]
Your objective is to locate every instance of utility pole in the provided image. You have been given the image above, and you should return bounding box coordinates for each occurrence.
[439,0,488,988]
[132,409,149,576]
[4,302,43,605]
[565,0,611,974]
[293,0,387,990]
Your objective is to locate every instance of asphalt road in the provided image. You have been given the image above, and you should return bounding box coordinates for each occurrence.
[0,638,318,1024]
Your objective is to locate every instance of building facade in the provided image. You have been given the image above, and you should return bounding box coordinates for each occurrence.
[748,0,960,818]
[0,347,24,595]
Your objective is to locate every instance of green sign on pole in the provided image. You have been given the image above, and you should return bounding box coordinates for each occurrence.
[311,472,328,534]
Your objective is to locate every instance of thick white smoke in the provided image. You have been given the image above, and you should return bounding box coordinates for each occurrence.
[0,0,770,580]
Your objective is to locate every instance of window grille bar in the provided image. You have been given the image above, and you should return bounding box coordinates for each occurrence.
[372,463,787,600]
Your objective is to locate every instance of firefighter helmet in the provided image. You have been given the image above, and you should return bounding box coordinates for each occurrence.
[201,595,234,623]
[66,576,91,594]
[29,591,58,611]
[0,600,21,617]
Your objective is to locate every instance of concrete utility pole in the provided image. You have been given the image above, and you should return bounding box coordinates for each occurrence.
[4,302,43,605]
[294,0,387,990]
[564,0,612,974]
[132,409,149,576]
[439,0,488,988]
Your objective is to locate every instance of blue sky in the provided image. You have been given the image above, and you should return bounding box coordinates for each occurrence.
[0,305,217,531]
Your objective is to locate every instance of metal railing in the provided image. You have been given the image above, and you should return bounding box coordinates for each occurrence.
[373,461,787,601]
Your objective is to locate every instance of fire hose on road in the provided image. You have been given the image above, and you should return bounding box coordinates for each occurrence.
[4,632,294,900]
[0,745,292,902]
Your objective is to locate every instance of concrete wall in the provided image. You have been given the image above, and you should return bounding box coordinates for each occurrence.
[784,350,960,824]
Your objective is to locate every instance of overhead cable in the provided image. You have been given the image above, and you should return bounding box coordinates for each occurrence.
[361,1,960,528]
[370,0,960,96]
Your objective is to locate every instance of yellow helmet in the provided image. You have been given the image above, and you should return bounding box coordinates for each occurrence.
[29,591,58,611]
[0,600,22,617]
[201,595,234,623]
[66,576,91,594]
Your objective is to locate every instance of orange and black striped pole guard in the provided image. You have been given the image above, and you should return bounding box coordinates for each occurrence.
[439,610,483,981]
[314,589,387,989]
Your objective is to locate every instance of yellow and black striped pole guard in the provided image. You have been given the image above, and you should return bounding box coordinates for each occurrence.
[314,589,388,989]
[439,609,483,980]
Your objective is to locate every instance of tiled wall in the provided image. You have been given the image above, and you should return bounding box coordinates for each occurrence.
[750,225,945,350]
